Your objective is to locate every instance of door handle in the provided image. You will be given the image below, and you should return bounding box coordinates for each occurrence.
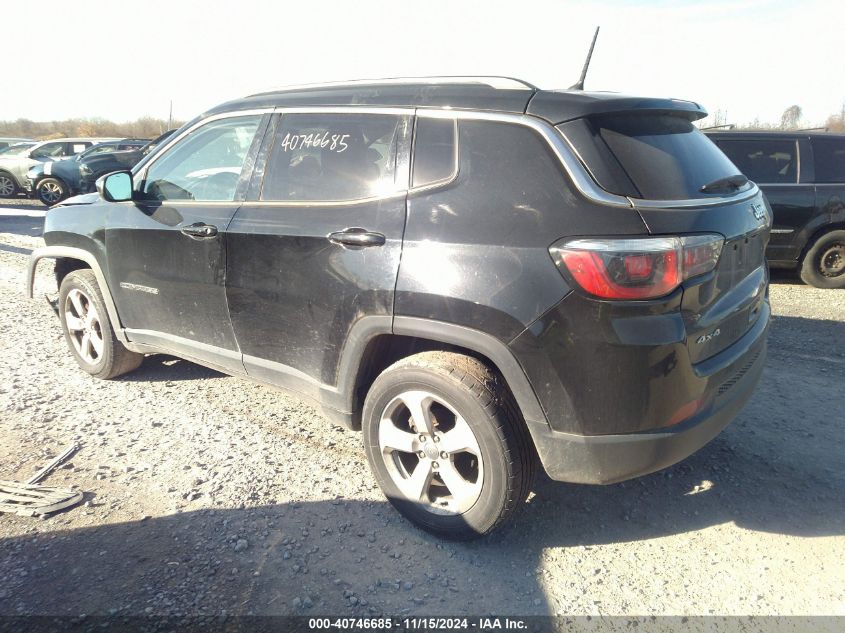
[180,222,218,239]
[327,227,386,248]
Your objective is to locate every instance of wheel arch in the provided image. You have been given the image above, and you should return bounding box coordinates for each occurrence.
[0,169,21,188]
[335,316,548,432]
[798,221,845,264]
[26,246,129,343]
[38,175,70,190]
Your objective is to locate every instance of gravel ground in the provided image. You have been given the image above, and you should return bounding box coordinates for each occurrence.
[0,197,843,618]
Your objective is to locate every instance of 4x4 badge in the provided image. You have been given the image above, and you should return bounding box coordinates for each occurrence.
[696,328,721,345]
[751,202,766,221]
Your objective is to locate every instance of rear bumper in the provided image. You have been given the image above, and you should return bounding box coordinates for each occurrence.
[527,303,769,484]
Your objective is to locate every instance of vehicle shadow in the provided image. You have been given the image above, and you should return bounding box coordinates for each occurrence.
[3,312,841,618]
[768,268,803,286]
[0,204,46,239]
[1,422,842,619]
[119,355,225,383]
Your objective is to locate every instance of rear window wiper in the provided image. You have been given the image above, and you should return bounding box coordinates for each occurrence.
[699,174,749,194]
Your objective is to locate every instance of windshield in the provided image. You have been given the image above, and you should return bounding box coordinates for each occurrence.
[560,113,745,200]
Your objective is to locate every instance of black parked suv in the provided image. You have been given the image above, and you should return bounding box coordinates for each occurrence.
[26,78,771,538]
[706,130,845,288]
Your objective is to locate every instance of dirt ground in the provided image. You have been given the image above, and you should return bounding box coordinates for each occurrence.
[0,197,843,619]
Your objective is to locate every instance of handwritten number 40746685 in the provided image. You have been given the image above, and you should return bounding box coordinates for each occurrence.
[281,131,350,153]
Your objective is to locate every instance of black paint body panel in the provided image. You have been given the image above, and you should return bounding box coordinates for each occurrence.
[105,200,243,371]
[227,197,405,387]
[395,119,648,342]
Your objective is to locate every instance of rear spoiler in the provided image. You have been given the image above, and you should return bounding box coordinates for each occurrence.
[527,91,707,125]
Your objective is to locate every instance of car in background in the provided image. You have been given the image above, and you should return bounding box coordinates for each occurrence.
[706,130,845,288]
[76,130,177,195]
[0,137,118,198]
[0,141,37,155]
[0,137,34,150]
[25,139,150,205]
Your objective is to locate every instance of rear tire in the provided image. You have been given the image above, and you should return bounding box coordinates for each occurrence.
[58,270,143,379]
[800,229,845,289]
[362,351,536,540]
[37,177,68,206]
[0,172,17,198]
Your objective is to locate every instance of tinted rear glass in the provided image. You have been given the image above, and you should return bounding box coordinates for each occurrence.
[714,139,798,184]
[412,117,457,187]
[811,138,845,183]
[261,113,406,202]
[565,114,742,200]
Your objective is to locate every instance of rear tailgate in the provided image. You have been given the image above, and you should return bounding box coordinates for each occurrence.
[637,192,771,363]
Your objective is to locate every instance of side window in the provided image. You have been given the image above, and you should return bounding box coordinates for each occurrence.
[30,143,66,159]
[261,113,407,202]
[142,115,261,202]
[811,138,845,183]
[412,117,457,187]
[716,139,798,184]
[89,145,116,155]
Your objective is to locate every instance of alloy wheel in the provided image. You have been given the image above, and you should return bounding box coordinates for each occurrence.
[378,390,484,515]
[39,181,63,204]
[64,288,105,365]
[0,175,15,197]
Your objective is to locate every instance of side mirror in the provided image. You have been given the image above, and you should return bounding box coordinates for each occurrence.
[97,171,133,202]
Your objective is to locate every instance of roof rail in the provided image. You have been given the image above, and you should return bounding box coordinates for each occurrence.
[251,76,539,96]
[797,126,829,132]
[701,123,736,130]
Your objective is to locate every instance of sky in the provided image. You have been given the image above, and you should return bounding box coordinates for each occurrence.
[3,0,844,127]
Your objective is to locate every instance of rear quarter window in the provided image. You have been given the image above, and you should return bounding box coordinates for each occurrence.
[810,138,845,183]
[560,114,742,200]
[412,117,457,187]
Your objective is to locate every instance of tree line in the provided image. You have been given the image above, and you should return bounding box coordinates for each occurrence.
[4,103,845,140]
[699,102,845,133]
[0,117,186,141]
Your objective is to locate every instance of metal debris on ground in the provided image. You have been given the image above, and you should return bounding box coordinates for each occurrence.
[0,443,83,517]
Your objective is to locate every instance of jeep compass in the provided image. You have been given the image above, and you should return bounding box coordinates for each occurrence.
[26,77,771,539]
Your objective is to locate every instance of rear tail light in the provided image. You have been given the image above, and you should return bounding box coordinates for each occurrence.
[549,234,724,300]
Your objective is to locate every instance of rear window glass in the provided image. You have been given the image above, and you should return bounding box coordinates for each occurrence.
[811,138,845,183]
[564,114,743,200]
[715,139,798,184]
[261,113,406,202]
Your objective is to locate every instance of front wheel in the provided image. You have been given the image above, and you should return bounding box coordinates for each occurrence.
[58,270,143,379]
[0,172,18,198]
[362,352,536,540]
[800,229,845,289]
[37,177,68,205]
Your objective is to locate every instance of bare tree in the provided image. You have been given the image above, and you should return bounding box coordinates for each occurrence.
[780,105,802,130]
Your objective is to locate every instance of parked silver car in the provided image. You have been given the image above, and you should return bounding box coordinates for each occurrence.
[0,137,34,150]
[0,137,118,197]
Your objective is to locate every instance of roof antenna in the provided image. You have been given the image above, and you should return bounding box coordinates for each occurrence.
[569,26,600,90]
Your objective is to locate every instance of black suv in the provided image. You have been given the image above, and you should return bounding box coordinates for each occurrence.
[26,78,770,539]
[706,130,845,288]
